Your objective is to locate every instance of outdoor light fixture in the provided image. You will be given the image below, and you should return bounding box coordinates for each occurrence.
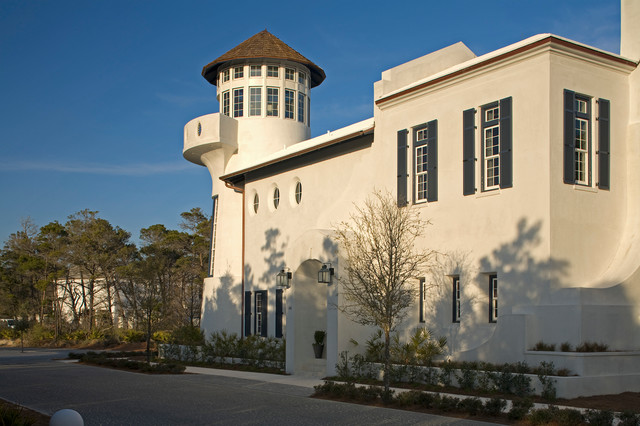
[318,264,334,284]
[276,268,292,289]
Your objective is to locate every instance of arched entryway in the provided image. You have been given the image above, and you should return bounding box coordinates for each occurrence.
[288,259,327,376]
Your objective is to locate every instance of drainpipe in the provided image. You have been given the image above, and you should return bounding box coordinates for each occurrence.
[225,180,245,338]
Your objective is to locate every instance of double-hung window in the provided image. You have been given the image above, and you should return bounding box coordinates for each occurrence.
[222,91,230,116]
[563,90,610,189]
[222,69,230,83]
[266,87,278,117]
[254,290,268,337]
[249,87,261,116]
[463,97,512,195]
[298,92,306,123]
[284,89,295,119]
[412,120,438,203]
[233,88,243,118]
[452,276,461,323]
[234,66,244,79]
[489,275,498,323]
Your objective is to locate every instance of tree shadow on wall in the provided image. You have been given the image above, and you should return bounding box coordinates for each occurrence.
[201,268,243,337]
[260,228,287,285]
[479,218,569,307]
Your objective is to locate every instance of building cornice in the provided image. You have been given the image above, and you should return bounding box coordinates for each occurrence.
[220,122,375,184]
[375,35,638,107]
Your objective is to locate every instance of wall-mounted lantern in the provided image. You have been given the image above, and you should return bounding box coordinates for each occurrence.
[318,264,334,284]
[276,268,292,289]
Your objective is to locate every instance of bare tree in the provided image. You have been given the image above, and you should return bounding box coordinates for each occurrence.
[334,191,437,397]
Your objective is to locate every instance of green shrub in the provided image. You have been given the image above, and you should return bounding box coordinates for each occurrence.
[536,361,557,401]
[152,330,171,343]
[576,341,609,352]
[585,409,614,426]
[531,341,556,351]
[458,397,482,416]
[170,325,204,345]
[394,390,421,407]
[435,395,460,412]
[0,401,37,426]
[560,341,572,352]
[483,398,507,416]
[123,329,145,343]
[527,406,558,425]
[618,411,640,426]
[455,362,478,390]
[507,398,533,420]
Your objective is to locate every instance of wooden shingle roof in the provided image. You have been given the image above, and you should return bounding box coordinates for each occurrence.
[201,30,326,87]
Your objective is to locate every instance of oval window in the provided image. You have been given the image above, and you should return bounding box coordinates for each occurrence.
[295,181,302,204]
[253,193,259,213]
[273,187,280,209]
[197,122,202,136]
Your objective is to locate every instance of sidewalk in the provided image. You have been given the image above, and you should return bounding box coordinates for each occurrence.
[185,365,325,390]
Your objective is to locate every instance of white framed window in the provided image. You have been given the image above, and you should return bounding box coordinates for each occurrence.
[250,65,261,77]
[285,68,295,80]
[482,103,501,190]
[222,69,230,83]
[234,66,244,79]
[298,72,306,85]
[489,275,498,323]
[249,87,262,116]
[267,65,278,78]
[266,87,278,117]
[273,187,280,209]
[298,92,305,123]
[414,127,429,202]
[452,276,461,323]
[574,96,591,185]
[233,88,243,118]
[285,89,295,119]
[222,91,230,116]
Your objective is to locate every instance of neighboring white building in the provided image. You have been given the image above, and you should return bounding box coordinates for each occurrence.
[184,2,640,396]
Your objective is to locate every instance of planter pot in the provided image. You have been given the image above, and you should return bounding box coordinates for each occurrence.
[312,343,324,359]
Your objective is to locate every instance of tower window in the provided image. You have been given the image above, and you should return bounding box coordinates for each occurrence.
[250,65,261,77]
[249,87,262,116]
[267,87,279,117]
[285,68,295,80]
[298,92,306,123]
[222,69,230,83]
[222,91,230,116]
[285,89,295,119]
[234,66,244,79]
[233,88,244,118]
[267,65,279,78]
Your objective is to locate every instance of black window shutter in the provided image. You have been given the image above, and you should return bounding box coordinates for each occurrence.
[275,289,283,338]
[499,97,513,189]
[244,291,252,336]
[463,108,476,195]
[419,279,425,323]
[426,120,438,202]
[598,98,610,190]
[397,129,408,206]
[564,90,576,184]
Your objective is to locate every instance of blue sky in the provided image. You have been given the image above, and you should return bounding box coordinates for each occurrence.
[0,0,621,245]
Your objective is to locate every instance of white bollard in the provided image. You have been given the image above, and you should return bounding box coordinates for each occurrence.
[50,408,84,426]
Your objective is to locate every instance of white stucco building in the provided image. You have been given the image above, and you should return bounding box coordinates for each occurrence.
[184,1,640,397]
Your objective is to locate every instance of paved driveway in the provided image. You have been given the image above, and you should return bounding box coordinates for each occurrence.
[0,348,498,425]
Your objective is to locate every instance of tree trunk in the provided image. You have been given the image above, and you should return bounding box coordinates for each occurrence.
[383,327,391,402]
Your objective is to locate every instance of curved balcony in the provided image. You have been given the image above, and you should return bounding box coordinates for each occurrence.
[183,113,238,166]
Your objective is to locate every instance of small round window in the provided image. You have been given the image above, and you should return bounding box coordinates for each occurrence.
[295,181,302,204]
[273,187,280,209]
[253,193,259,213]
[197,122,202,136]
